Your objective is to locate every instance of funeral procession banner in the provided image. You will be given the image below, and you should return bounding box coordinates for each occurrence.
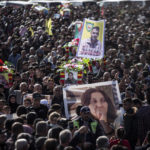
[63,81,121,124]
[77,19,105,59]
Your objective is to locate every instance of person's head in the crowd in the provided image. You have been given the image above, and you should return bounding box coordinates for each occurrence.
[20,82,28,93]
[21,50,26,58]
[15,139,29,150]
[29,47,35,55]
[26,112,37,126]
[87,72,93,83]
[36,48,44,58]
[22,61,29,72]
[44,138,57,150]
[47,78,55,89]
[115,127,125,139]
[0,128,7,145]
[33,84,42,94]
[132,98,142,109]
[5,119,14,133]
[81,88,117,123]
[28,66,35,76]
[96,136,109,150]
[23,98,32,108]
[17,133,33,146]
[8,94,17,104]
[14,117,24,124]
[16,105,27,117]
[35,137,47,150]
[32,92,42,108]
[42,76,49,86]
[57,118,68,129]
[125,87,134,99]
[123,98,133,112]
[49,104,62,115]
[103,72,111,81]
[0,115,6,129]
[47,126,63,140]
[79,106,91,121]
[59,129,72,146]
[48,111,60,126]
[36,121,48,137]
[82,142,95,150]
[53,85,63,98]
[2,105,11,114]
[12,122,24,137]
[12,46,18,56]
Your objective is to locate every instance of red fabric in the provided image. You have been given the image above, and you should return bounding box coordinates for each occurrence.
[109,139,131,150]
[0,59,4,65]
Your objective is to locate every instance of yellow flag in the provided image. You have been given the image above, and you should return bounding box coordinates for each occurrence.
[29,27,34,37]
[46,18,53,35]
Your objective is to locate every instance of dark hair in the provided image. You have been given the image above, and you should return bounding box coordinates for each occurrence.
[81,88,117,122]
[16,105,27,116]
[44,138,58,150]
[5,119,14,131]
[35,137,47,150]
[76,105,83,116]
[116,127,125,139]
[92,26,99,32]
[83,142,95,150]
[123,98,133,104]
[17,133,32,143]
[132,98,142,106]
[48,126,63,140]
[12,122,23,135]
[27,112,37,125]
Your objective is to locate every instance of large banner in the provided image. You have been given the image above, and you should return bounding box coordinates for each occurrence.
[63,81,121,124]
[77,19,105,59]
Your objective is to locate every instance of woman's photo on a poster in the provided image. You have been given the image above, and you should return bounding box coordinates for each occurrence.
[63,81,121,124]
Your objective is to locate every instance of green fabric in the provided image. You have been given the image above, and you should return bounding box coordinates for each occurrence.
[90,121,98,134]
[73,120,80,129]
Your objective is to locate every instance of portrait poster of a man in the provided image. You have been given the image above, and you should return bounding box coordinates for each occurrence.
[77,19,105,59]
[64,71,78,85]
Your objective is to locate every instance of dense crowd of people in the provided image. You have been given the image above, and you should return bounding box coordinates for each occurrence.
[0,1,150,150]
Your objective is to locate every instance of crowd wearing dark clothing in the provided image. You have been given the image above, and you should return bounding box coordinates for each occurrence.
[0,1,150,150]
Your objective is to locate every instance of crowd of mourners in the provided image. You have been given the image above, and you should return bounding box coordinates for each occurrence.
[0,1,150,150]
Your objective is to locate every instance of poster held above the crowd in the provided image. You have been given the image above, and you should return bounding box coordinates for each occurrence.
[59,63,83,85]
[63,81,121,124]
[77,19,105,59]
[65,71,78,85]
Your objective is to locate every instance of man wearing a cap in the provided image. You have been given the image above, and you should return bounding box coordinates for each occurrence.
[72,106,104,146]
[29,92,48,120]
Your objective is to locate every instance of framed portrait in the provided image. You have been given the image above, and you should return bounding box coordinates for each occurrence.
[64,71,78,85]
[77,19,105,59]
[63,81,121,124]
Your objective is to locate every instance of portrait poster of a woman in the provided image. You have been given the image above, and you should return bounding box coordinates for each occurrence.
[63,81,121,134]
